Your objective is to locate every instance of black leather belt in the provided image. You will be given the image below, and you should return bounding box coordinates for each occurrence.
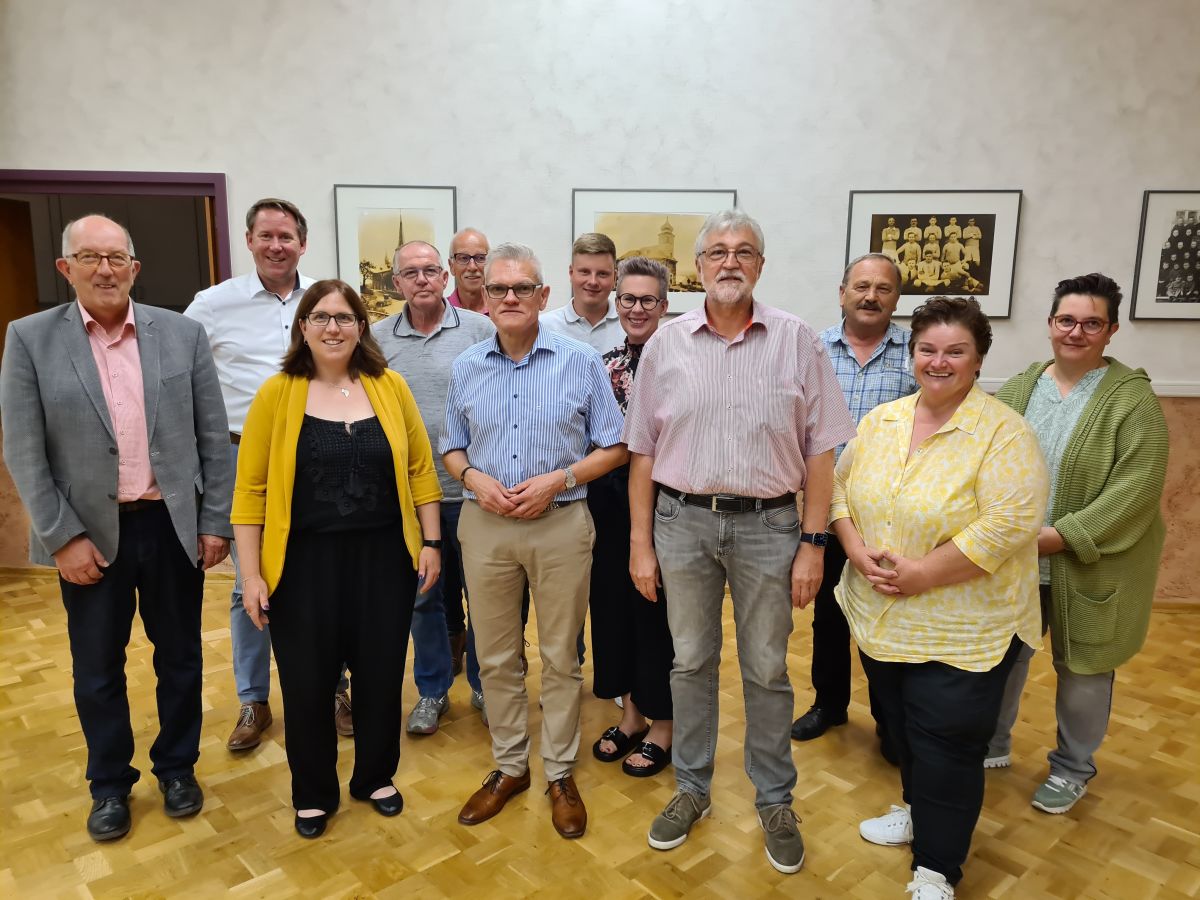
[659,485,794,513]
[119,498,165,514]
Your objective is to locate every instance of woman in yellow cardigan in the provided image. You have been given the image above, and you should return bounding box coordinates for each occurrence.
[232,279,442,838]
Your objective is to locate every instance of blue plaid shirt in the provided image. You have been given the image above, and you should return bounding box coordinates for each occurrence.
[820,320,917,458]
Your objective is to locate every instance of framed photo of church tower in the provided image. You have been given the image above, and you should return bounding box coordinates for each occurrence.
[572,188,738,312]
[1130,190,1200,320]
[333,184,458,323]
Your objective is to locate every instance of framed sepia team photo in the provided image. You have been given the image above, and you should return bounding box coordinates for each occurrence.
[1130,190,1200,320]
[333,184,458,323]
[572,188,738,312]
[845,189,1022,318]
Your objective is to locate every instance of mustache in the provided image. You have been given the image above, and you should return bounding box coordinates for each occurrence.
[857,301,882,311]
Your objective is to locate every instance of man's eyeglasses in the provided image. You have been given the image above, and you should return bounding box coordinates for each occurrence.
[450,253,488,267]
[396,266,443,281]
[305,312,359,327]
[484,282,542,300]
[69,251,134,269]
[1050,315,1109,335]
[700,246,760,265]
[616,293,664,311]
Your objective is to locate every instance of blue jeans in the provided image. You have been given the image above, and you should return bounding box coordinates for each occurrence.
[653,491,799,809]
[440,502,482,693]
[411,513,453,698]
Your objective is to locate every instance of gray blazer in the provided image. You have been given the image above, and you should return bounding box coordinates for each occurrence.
[1,301,234,567]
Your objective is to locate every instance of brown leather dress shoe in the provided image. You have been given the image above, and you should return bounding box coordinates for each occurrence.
[334,690,354,737]
[458,769,531,825]
[547,775,587,838]
[449,631,467,677]
[226,701,272,751]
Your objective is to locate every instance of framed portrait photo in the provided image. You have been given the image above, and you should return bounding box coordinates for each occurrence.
[333,184,457,322]
[1130,190,1200,320]
[572,188,738,312]
[845,190,1022,318]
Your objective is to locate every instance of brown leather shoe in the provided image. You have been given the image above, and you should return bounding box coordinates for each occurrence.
[458,769,531,825]
[334,690,353,737]
[449,631,467,677]
[226,701,272,751]
[547,775,587,838]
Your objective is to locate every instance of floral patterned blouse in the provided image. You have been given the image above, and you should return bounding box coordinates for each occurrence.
[601,339,644,414]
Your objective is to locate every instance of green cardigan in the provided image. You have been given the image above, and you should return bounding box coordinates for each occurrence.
[996,359,1168,674]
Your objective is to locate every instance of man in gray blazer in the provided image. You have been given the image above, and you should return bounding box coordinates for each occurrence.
[0,214,234,842]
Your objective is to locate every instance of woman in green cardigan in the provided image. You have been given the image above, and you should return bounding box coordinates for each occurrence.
[985,273,1168,815]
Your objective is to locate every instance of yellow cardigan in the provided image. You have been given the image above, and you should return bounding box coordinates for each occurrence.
[231,371,443,594]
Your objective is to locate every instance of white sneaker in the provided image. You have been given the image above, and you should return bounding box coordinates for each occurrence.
[860,804,913,845]
[906,866,954,898]
[983,753,1011,769]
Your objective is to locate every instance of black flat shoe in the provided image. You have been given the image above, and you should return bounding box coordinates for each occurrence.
[622,740,671,777]
[87,795,131,842]
[370,790,404,817]
[294,811,328,838]
[790,706,848,742]
[592,724,650,762]
[159,774,204,817]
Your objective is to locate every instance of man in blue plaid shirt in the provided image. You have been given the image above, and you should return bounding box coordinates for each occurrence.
[791,253,917,758]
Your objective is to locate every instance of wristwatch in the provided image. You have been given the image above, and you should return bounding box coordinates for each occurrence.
[563,466,577,490]
[799,531,829,548]
[422,539,443,549]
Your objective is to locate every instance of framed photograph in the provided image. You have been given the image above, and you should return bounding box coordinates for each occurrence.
[845,190,1022,318]
[1130,191,1200,320]
[572,188,738,312]
[333,184,457,322]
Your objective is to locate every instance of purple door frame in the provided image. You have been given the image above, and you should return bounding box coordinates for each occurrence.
[0,169,232,281]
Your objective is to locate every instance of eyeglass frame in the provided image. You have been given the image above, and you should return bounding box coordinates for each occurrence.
[1049,314,1111,335]
[449,253,488,267]
[616,293,665,311]
[395,265,444,281]
[698,246,761,265]
[484,282,544,301]
[304,312,360,327]
[68,251,135,269]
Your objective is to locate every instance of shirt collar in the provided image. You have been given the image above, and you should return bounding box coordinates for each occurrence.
[249,269,302,299]
[882,383,987,435]
[690,299,766,341]
[487,323,555,361]
[566,297,618,324]
[831,319,909,348]
[394,299,456,337]
[78,298,136,336]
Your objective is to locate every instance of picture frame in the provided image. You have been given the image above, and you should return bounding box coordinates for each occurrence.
[572,188,738,312]
[1130,190,1200,320]
[333,184,458,322]
[845,190,1022,318]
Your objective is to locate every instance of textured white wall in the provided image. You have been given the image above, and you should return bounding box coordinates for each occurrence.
[2,0,1198,390]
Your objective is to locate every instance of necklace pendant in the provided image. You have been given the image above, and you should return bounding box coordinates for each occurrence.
[340,388,350,398]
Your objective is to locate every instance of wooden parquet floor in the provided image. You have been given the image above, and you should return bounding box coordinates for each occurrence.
[1,567,1198,899]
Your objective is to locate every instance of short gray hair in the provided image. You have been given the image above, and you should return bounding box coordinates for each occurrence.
[392,240,441,274]
[484,242,543,283]
[694,209,765,257]
[841,253,902,288]
[616,256,670,299]
[61,215,136,257]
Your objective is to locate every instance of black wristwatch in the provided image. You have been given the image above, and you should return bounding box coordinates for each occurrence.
[799,531,829,548]
[422,540,443,549]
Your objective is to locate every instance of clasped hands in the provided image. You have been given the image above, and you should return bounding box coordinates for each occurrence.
[848,544,931,598]
[466,468,565,519]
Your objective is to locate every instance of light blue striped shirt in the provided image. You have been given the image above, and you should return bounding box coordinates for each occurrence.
[440,326,626,501]
[821,320,917,458]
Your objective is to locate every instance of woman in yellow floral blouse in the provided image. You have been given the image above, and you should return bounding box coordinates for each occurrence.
[829,297,1048,900]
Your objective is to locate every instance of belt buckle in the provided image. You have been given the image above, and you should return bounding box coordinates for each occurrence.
[711,495,720,512]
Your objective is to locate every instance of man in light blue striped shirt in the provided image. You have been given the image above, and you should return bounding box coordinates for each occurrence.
[792,253,917,755]
[441,242,627,840]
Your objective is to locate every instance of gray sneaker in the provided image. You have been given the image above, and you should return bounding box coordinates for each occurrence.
[406,694,449,734]
[1031,775,1087,814]
[647,791,711,850]
[758,804,805,874]
[470,688,488,727]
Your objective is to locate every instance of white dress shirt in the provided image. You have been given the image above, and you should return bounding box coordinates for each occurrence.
[184,270,314,433]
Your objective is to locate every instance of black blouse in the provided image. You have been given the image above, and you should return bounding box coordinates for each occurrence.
[291,415,401,533]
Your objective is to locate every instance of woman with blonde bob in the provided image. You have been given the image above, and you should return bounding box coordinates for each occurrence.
[232,279,442,838]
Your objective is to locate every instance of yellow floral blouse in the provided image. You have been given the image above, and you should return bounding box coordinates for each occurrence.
[830,385,1048,671]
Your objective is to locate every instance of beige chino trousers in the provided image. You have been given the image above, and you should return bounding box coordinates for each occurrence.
[458,499,595,780]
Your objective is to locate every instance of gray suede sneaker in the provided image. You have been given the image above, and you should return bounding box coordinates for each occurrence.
[406,694,449,734]
[647,791,711,850]
[758,804,805,873]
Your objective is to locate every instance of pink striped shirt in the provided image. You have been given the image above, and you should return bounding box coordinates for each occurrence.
[622,301,856,496]
[79,301,160,502]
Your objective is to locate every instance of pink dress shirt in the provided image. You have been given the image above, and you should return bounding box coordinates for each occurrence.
[622,301,856,497]
[79,301,160,501]
[447,289,490,316]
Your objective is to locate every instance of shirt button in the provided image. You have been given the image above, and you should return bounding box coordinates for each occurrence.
[513,424,518,429]
[512,454,517,459]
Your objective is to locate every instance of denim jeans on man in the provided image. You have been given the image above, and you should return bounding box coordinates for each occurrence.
[653,490,799,808]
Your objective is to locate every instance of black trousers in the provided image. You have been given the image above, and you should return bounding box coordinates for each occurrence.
[861,635,1023,886]
[587,467,673,721]
[442,508,466,635]
[59,501,205,800]
[269,524,416,811]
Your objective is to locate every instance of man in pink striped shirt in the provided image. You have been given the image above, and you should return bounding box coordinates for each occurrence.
[624,210,855,874]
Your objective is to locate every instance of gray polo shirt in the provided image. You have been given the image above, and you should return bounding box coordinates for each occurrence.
[539,298,625,355]
[372,301,495,502]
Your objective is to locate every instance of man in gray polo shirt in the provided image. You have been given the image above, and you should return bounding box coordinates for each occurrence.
[373,240,495,734]
[540,232,624,354]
